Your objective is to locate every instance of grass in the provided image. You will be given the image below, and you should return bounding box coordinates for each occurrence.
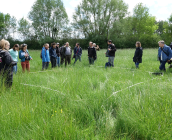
[0,49,172,139]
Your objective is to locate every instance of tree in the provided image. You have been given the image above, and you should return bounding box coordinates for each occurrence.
[18,18,32,40]
[28,0,69,40]
[72,0,128,41]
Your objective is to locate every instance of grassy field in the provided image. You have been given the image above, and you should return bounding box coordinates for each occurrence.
[0,49,172,140]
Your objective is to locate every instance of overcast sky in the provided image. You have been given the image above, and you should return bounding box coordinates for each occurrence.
[0,0,172,22]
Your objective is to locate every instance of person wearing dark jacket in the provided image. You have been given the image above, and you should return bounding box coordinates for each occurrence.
[107,40,116,67]
[56,43,60,67]
[0,39,17,87]
[60,43,66,65]
[49,42,57,68]
[88,42,96,65]
[74,43,82,64]
[133,41,143,68]
[169,42,172,50]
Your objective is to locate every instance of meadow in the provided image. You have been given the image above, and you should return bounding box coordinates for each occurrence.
[0,49,172,140]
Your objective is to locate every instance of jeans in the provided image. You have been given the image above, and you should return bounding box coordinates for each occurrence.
[51,57,57,68]
[89,57,94,65]
[56,57,60,67]
[135,62,139,68]
[13,64,17,74]
[42,62,49,70]
[108,57,115,67]
[74,55,81,63]
[159,61,167,71]
[65,55,71,66]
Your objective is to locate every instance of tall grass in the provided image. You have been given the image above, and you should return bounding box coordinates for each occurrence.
[0,49,172,139]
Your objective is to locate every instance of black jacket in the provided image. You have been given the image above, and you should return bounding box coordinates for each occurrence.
[56,47,60,57]
[88,47,96,58]
[170,42,172,50]
[133,47,143,63]
[108,44,116,57]
[0,50,17,86]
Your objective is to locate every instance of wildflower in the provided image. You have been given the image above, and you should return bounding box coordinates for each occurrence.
[61,109,62,113]
[55,111,57,113]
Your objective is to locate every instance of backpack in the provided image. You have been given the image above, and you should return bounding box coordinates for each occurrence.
[105,62,112,68]
[40,49,46,59]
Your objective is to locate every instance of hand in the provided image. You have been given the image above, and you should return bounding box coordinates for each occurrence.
[108,49,111,51]
[167,60,171,63]
[31,58,33,60]
[24,54,28,57]
[49,61,51,63]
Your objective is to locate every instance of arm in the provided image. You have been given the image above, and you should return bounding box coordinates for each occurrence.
[168,47,172,60]
[158,48,161,58]
[110,45,116,53]
[19,51,25,59]
[42,48,46,61]
[81,48,82,54]
[27,50,32,59]
[5,52,17,66]
[137,49,143,59]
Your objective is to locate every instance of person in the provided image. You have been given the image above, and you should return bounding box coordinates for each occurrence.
[49,42,57,68]
[0,39,17,87]
[60,43,66,65]
[170,42,172,50]
[107,40,116,67]
[158,40,172,71]
[56,43,60,67]
[9,44,19,74]
[74,43,82,64]
[42,43,50,70]
[93,43,100,51]
[63,42,72,67]
[19,44,32,72]
[88,42,96,65]
[133,41,143,68]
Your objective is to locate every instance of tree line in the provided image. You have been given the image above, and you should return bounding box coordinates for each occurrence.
[0,0,172,49]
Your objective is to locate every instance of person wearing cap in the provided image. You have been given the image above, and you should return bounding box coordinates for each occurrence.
[63,42,72,67]
[56,43,60,67]
[19,44,32,72]
[74,43,82,64]
[0,39,17,87]
[9,44,19,74]
[158,40,172,71]
[49,42,57,68]
[60,43,66,65]
[107,40,116,67]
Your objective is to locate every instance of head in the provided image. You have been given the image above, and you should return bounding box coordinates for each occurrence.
[13,44,19,51]
[77,43,79,47]
[0,39,10,50]
[89,42,93,47]
[136,41,141,48]
[52,42,56,48]
[56,43,59,47]
[108,40,112,45]
[66,42,69,47]
[44,43,49,49]
[93,43,96,47]
[21,44,27,51]
[158,40,165,48]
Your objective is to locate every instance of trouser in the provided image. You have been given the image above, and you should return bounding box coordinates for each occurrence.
[56,57,60,67]
[13,64,17,74]
[61,56,65,65]
[1,68,13,88]
[65,55,71,66]
[89,57,94,65]
[74,55,81,63]
[108,57,115,67]
[159,61,167,71]
[42,62,49,70]
[51,57,57,68]
[135,62,139,68]
[21,61,30,72]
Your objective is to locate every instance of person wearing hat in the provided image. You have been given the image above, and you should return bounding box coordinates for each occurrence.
[56,43,60,67]
[0,39,17,87]
[19,44,32,72]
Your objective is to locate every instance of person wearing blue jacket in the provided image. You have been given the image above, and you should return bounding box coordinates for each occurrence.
[42,43,50,70]
[74,43,82,64]
[158,40,172,71]
[49,42,57,68]
[19,44,32,72]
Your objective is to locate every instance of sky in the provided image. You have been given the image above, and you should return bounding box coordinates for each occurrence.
[0,0,172,22]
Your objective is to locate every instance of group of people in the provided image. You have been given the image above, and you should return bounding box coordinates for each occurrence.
[0,38,172,88]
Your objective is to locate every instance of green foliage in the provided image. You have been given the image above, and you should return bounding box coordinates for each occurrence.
[1,49,172,139]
